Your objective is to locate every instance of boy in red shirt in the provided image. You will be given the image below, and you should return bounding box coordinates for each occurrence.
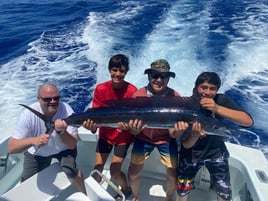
[83,54,137,199]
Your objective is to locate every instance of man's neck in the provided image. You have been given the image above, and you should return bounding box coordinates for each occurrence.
[147,85,169,96]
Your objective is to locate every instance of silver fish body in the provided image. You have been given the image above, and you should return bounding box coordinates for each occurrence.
[19,96,241,139]
[66,107,212,128]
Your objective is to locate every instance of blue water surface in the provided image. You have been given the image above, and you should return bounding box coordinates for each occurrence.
[0,0,268,158]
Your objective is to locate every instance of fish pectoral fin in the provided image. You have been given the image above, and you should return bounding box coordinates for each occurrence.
[204,127,238,139]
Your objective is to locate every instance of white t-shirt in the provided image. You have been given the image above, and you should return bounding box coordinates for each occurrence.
[12,102,78,156]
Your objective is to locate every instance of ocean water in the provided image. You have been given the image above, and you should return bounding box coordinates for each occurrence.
[0,0,268,159]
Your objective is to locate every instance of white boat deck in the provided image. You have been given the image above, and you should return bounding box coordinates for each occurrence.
[0,127,268,201]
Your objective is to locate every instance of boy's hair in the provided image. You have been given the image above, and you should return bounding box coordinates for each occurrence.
[194,72,221,89]
[108,54,129,72]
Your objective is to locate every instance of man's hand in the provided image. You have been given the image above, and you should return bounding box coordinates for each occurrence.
[54,119,68,133]
[200,98,219,113]
[169,121,189,138]
[128,119,147,135]
[190,122,206,138]
[35,133,50,146]
[118,122,129,131]
[82,119,97,133]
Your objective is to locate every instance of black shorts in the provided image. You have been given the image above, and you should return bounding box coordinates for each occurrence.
[177,155,232,200]
[21,148,78,182]
[96,137,130,158]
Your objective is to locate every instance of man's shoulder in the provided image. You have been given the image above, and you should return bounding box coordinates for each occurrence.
[60,102,73,110]
[29,102,40,108]
[95,81,111,92]
[134,87,147,97]
[97,80,110,87]
[125,82,138,90]
[166,87,180,96]
[22,102,41,115]
[215,94,232,104]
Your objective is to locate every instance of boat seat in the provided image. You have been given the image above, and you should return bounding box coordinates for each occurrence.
[65,175,117,201]
[0,162,71,201]
[65,192,91,201]
[84,170,124,201]
[194,166,211,190]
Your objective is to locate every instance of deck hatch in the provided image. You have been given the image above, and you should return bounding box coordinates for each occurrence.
[255,170,268,183]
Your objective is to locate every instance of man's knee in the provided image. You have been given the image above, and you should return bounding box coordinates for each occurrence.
[128,163,143,180]
[61,156,78,178]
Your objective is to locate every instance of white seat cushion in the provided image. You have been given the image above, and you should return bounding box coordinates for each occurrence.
[0,162,70,201]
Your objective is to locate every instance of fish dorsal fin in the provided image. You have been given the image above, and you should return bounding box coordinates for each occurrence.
[105,96,200,109]
[19,104,53,132]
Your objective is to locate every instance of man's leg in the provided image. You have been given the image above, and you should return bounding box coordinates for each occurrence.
[158,140,178,201]
[68,170,87,194]
[110,156,130,194]
[59,149,86,194]
[93,138,112,182]
[93,152,109,182]
[128,138,152,201]
[128,162,143,201]
[206,158,232,201]
[166,167,177,201]
[110,144,131,195]
[175,156,200,201]
[217,195,230,201]
[21,152,51,182]
[176,192,188,201]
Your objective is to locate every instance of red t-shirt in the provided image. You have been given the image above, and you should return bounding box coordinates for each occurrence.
[134,87,180,144]
[93,80,137,145]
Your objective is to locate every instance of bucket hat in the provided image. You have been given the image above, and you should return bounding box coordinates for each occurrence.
[144,59,175,78]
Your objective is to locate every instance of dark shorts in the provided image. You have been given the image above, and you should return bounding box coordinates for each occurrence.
[21,148,78,182]
[177,156,232,200]
[96,137,130,158]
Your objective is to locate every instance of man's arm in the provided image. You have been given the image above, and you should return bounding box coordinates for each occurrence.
[200,97,253,127]
[181,122,205,149]
[8,134,50,154]
[213,105,253,127]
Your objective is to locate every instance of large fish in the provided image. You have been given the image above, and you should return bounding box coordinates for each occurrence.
[19,96,242,139]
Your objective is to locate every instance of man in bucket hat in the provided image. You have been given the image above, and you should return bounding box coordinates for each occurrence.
[120,59,182,201]
[144,59,176,78]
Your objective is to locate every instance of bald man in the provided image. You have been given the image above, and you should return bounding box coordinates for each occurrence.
[8,82,86,194]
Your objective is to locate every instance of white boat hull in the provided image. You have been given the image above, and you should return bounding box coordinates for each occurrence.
[0,127,267,201]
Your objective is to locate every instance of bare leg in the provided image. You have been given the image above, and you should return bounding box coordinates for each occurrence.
[93,152,109,182]
[110,155,130,194]
[68,170,87,194]
[166,167,177,201]
[176,192,188,201]
[217,195,229,201]
[128,162,143,201]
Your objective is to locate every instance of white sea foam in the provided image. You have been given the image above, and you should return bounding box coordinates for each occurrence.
[0,0,267,159]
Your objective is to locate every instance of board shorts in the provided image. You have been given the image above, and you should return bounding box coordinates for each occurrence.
[22,148,78,182]
[96,137,130,158]
[130,138,178,168]
[177,155,232,200]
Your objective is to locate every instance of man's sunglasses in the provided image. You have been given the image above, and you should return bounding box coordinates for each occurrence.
[150,73,169,80]
[39,96,60,103]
